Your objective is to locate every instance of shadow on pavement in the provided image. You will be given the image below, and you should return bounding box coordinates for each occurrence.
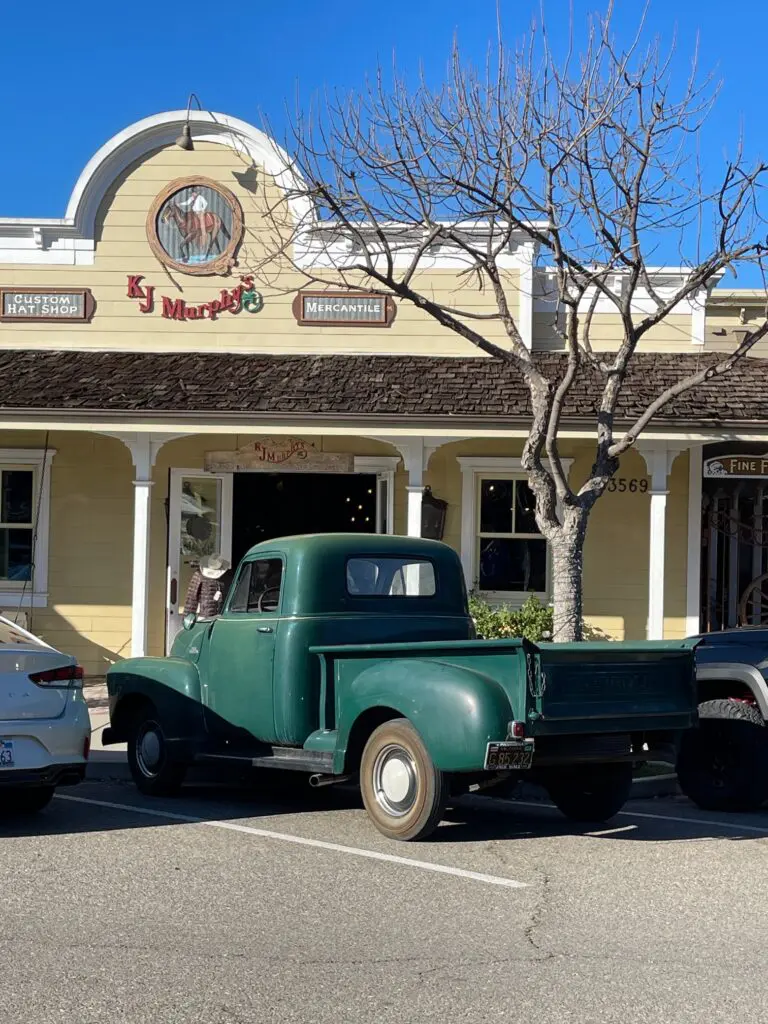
[3,763,768,846]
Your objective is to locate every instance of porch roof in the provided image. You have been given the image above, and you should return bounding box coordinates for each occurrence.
[0,350,767,427]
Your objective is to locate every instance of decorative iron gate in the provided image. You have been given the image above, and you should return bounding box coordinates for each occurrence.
[702,482,768,630]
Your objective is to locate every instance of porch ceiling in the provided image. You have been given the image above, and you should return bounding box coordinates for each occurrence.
[0,350,767,429]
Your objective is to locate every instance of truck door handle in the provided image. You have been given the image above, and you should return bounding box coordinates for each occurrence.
[257,626,273,633]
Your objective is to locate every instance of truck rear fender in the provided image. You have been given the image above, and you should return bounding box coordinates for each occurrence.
[696,663,768,719]
[106,657,206,743]
[337,659,515,774]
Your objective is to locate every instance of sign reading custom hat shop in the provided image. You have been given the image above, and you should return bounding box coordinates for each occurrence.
[205,437,354,473]
[0,288,94,323]
[293,291,396,327]
[704,454,768,479]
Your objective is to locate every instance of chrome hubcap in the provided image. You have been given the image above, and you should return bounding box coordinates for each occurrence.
[373,744,418,817]
[136,724,163,777]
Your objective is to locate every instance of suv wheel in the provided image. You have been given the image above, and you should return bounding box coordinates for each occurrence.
[677,698,768,811]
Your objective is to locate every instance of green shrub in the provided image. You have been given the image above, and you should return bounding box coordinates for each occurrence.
[469,593,553,642]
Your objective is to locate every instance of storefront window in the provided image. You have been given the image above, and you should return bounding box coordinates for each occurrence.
[476,477,547,593]
[0,468,34,582]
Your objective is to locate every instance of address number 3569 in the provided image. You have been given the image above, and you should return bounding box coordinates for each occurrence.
[606,477,649,493]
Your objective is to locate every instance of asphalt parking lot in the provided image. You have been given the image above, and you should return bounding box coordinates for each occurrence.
[3,768,768,1024]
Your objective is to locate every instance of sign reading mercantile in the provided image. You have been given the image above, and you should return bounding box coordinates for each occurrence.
[292,291,395,327]
[0,288,95,323]
[704,454,768,479]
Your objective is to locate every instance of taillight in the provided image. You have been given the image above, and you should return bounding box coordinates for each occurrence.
[29,665,84,688]
[510,720,526,739]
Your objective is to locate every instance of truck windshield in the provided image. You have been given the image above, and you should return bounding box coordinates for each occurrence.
[346,557,436,597]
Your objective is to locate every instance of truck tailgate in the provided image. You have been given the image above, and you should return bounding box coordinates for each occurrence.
[529,641,698,736]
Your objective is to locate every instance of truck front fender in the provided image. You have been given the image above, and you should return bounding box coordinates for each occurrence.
[696,663,768,719]
[337,659,515,773]
[106,657,206,745]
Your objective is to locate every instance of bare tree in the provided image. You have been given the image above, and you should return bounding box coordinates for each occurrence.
[253,4,768,640]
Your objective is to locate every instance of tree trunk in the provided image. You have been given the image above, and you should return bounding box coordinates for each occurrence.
[549,508,589,642]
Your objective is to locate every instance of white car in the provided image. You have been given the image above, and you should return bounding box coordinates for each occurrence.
[0,614,90,813]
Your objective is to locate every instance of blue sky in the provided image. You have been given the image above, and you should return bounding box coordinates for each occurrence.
[2,0,766,280]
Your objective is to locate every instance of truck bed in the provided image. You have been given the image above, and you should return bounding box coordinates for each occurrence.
[311,637,698,738]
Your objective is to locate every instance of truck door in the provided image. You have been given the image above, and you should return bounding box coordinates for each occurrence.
[201,556,283,745]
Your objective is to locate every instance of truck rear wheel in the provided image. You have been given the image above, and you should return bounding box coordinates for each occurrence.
[360,720,448,841]
[544,762,633,823]
[677,698,768,811]
[128,709,187,797]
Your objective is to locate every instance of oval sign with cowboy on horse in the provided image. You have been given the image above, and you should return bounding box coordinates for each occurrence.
[146,176,244,277]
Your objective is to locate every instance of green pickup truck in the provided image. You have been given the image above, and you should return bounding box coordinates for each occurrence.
[104,534,698,841]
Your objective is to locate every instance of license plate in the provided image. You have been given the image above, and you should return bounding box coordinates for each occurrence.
[0,741,14,768]
[485,742,533,771]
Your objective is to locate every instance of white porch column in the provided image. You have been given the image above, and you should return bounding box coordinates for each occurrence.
[106,432,179,658]
[400,438,426,537]
[637,444,682,640]
[132,459,153,659]
[685,446,704,636]
[361,435,461,537]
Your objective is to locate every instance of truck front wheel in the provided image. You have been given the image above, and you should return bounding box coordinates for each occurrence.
[360,720,448,841]
[544,763,633,823]
[128,709,187,797]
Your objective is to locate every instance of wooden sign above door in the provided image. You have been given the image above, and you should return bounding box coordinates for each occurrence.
[205,437,354,474]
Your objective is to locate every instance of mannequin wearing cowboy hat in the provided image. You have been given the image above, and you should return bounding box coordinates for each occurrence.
[183,554,233,619]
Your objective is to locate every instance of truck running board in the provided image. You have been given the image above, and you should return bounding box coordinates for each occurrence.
[194,747,335,774]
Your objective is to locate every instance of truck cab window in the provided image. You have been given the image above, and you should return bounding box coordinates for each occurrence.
[346,557,436,597]
[229,558,283,613]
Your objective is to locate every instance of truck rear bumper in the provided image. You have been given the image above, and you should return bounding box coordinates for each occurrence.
[530,731,680,768]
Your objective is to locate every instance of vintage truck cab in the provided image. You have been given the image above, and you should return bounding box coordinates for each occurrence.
[104,534,698,841]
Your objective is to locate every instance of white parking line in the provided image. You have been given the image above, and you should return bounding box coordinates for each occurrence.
[509,799,768,835]
[55,793,528,889]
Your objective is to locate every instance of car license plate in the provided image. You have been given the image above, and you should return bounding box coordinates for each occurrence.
[485,742,533,771]
[0,741,14,768]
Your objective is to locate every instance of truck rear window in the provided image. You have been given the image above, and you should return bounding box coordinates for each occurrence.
[346,557,436,597]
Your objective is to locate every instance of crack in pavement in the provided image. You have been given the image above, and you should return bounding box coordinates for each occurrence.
[523,868,555,960]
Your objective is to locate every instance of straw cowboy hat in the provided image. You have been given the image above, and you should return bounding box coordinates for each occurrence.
[199,554,231,580]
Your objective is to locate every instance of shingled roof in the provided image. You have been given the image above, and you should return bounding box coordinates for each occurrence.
[0,350,766,424]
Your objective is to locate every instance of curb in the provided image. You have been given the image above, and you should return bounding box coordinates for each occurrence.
[630,773,680,799]
[86,753,131,782]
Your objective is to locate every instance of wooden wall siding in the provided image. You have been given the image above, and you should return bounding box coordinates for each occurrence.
[0,430,692,669]
[705,309,768,355]
[0,142,520,357]
[430,438,689,641]
[0,432,135,675]
[533,312,694,352]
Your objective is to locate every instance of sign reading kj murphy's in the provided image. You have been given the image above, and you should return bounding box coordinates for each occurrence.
[0,288,95,323]
[292,290,396,327]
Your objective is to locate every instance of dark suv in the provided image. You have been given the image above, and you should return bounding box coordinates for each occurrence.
[678,628,768,811]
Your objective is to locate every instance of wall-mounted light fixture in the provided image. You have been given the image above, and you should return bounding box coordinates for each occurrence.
[421,486,448,541]
[175,93,203,150]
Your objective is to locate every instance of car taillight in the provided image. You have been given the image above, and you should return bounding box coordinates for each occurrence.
[29,665,84,688]
[510,720,526,739]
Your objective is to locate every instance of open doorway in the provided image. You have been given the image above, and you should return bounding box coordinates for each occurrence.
[231,472,378,566]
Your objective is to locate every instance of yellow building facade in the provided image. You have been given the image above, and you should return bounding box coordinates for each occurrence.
[0,111,764,675]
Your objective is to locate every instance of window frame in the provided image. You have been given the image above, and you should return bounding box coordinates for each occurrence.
[226,555,284,616]
[0,448,55,609]
[458,456,572,605]
[345,556,438,598]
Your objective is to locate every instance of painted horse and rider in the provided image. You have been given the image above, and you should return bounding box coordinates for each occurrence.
[161,189,230,262]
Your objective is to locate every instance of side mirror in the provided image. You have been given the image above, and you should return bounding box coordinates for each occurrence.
[183,611,198,630]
